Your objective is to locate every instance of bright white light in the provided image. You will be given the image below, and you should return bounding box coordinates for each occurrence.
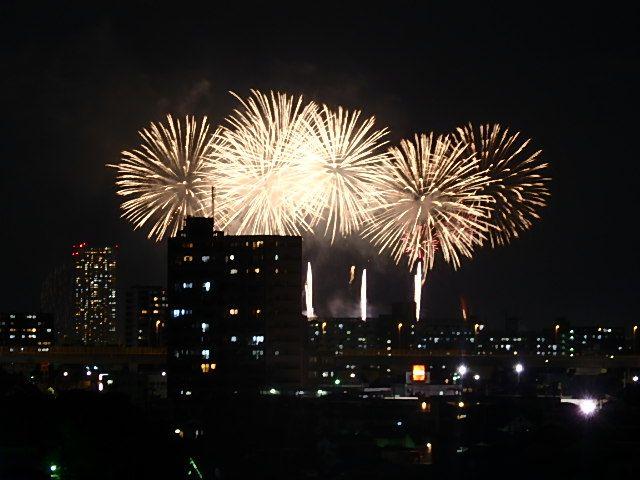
[62,371,68,377]
[633,375,639,382]
[396,421,402,426]
[473,374,480,380]
[161,371,167,376]
[579,399,597,415]
[514,363,524,374]
[174,428,181,434]
[269,388,277,394]
[86,371,91,376]
[50,465,58,472]
[457,365,468,376]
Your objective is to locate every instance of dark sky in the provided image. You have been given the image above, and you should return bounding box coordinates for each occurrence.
[1,2,638,328]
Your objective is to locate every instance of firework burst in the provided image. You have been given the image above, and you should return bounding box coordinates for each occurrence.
[453,123,550,246]
[212,90,317,235]
[109,115,215,241]
[364,133,493,274]
[301,105,389,241]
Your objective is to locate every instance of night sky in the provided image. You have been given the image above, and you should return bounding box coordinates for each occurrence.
[1,2,638,328]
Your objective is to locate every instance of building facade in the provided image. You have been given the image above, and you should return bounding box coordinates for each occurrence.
[72,243,117,345]
[0,312,53,351]
[167,217,304,398]
[124,286,168,347]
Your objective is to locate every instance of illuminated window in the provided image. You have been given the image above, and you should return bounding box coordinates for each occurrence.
[231,336,237,342]
[229,254,235,261]
[202,255,210,262]
[201,323,209,333]
[274,254,279,260]
[229,308,239,315]
[412,364,426,382]
[202,349,210,360]
[182,282,193,289]
[183,256,193,262]
[201,363,210,373]
[230,269,238,275]
[254,267,260,273]
[203,281,211,292]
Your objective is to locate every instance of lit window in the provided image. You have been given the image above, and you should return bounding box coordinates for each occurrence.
[202,349,210,360]
[230,269,238,275]
[231,336,237,342]
[229,308,238,315]
[183,256,193,262]
[201,323,209,333]
[182,282,193,289]
[203,281,211,292]
[202,255,210,262]
[201,363,210,373]
[229,254,235,260]
[274,254,279,260]
[254,267,260,273]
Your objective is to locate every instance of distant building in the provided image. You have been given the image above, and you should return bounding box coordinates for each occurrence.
[0,312,53,351]
[72,243,117,345]
[167,217,304,398]
[124,286,168,347]
[41,262,73,344]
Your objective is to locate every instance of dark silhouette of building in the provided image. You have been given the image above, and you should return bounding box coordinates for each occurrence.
[41,262,73,344]
[167,217,304,398]
[124,286,168,347]
[72,243,117,345]
[0,312,53,350]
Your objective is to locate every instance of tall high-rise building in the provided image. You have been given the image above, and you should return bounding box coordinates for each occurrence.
[72,243,117,345]
[167,217,304,398]
[124,286,168,347]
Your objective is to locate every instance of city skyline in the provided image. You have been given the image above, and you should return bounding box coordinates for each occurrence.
[2,3,638,326]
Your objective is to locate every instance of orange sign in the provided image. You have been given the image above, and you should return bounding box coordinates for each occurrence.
[412,364,426,382]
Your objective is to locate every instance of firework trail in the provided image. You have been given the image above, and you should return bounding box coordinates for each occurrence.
[348,265,356,285]
[360,268,367,321]
[109,115,215,241]
[460,295,468,321]
[212,90,317,235]
[414,262,422,321]
[301,105,389,241]
[363,133,493,275]
[453,123,550,246]
[305,262,315,319]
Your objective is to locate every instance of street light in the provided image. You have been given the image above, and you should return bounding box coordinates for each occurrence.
[514,363,524,374]
[579,399,597,416]
[457,365,468,377]
[473,374,480,381]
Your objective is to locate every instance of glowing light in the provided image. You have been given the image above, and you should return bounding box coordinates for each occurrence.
[579,399,597,415]
[473,374,480,381]
[349,265,355,285]
[458,401,465,408]
[109,115,216,241]
[62,371,68,377]
[334,378,341,385]
[414,262,422,321]
[412,364,426,382]
[460,296,468,321]
[50,465,58,472]
[421,401,428,411]
[632,375,638,382]
[161,371,167,376]
[305,262,315,319]
[360,268,367,321]
[457,365,468,376]
[515,363,524,374]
